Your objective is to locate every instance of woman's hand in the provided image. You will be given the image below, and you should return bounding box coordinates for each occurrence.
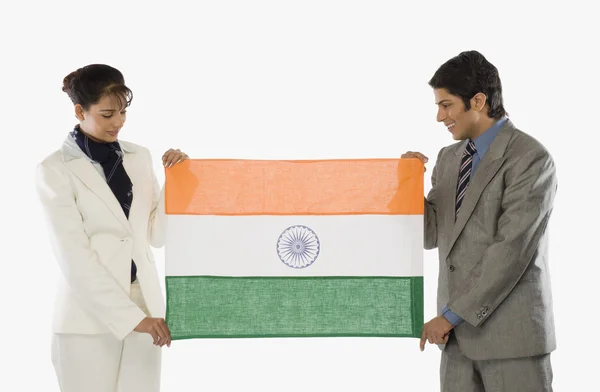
[162,148,189,168]
[134,317,172,347]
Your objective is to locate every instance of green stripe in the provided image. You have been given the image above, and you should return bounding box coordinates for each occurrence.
[411,276,424,338]
[166,276,423,339]
[166,276,423,340]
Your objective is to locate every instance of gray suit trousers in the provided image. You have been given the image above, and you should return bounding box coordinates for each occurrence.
[440,333,553,392]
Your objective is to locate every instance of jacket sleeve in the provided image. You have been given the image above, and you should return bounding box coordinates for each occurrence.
[146,149,167,248]
[424,147,444,250]
[36,161,147,340]
[447,148,558,327]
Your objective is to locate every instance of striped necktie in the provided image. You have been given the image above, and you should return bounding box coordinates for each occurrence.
[455,141,477,217]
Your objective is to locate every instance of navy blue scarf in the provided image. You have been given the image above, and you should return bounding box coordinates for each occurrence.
[72,126,137,282]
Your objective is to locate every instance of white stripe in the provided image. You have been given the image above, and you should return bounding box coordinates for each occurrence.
[166,215,423,277]
[106,156,121,182]
[458,181,469,196]
[460,156,472,171]
[458,170,471,188]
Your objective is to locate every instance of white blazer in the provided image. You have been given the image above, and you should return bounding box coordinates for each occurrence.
[36,134,167,341]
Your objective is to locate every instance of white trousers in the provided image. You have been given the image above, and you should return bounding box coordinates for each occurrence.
[51,281,162,392]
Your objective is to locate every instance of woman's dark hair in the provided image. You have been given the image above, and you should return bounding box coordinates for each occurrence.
[428,50,506,119]
[62,64,133,110]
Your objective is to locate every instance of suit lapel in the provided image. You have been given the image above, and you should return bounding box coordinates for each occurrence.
[442,143,465,242]
[122,151,145,226]
[444,121,516,257]
[65,157,133,234]
[61,136,144,235]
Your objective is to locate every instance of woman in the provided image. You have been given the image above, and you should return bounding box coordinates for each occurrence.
[36,64,187,392]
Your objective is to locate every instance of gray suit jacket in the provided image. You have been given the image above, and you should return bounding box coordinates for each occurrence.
[425,120,557,360]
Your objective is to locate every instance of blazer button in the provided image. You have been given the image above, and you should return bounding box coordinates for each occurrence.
[448,265,455,272]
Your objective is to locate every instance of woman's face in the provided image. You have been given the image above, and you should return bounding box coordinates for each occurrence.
[75,94,127,143]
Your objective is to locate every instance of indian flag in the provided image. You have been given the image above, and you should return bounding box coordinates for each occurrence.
[164,158,424,340]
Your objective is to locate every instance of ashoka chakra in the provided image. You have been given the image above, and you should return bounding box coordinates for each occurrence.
[276,225,320,268]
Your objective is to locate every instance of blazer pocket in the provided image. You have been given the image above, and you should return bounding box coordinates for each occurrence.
[480,192,503,201]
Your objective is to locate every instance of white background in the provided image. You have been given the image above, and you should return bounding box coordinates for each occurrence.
[1,1,598,391]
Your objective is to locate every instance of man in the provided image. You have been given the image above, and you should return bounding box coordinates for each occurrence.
[402,50,557,391]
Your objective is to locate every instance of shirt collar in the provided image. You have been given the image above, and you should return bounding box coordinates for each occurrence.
[471,116,508,158]
[62,131,137,162]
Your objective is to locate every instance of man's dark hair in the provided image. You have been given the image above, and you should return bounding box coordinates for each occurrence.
[429,50,506,119]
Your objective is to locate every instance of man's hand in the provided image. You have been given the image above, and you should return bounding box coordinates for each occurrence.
[134,317,172,347]
[401,151,429,172]
[420,315,453,351]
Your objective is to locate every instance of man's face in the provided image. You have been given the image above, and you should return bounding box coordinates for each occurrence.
[433,88,478,141]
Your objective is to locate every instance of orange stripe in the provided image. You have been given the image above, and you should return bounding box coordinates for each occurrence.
[165,159,423,215]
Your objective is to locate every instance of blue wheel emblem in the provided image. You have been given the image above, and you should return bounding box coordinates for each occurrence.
[277,225,320,268]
